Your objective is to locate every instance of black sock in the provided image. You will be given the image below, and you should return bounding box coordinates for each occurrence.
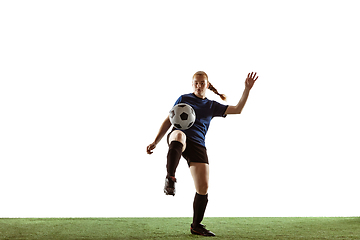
[192,193,208,228]
[166,141,183,177]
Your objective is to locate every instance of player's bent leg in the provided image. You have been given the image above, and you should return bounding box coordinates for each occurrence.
[164,130,186,196]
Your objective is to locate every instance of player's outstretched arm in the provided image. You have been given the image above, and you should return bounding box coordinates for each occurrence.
[146,116,172,154]
[225,72,258,115]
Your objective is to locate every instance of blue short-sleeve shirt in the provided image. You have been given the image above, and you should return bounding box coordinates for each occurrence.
[173,93,228,147]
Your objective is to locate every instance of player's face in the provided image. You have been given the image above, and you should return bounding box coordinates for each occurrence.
[192,75,209,98]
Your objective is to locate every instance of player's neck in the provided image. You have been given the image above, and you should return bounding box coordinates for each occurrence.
[193,92,206,99]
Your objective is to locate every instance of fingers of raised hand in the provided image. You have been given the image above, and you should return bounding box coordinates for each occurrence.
[248,72,258,81]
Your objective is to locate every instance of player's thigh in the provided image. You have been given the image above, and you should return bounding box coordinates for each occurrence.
[168,130,186,152]
[189,162,209,195]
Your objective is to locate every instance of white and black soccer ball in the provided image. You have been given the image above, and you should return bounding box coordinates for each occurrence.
[169,103,196,130]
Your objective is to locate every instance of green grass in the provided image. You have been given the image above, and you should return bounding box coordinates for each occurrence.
[0,217,359,239]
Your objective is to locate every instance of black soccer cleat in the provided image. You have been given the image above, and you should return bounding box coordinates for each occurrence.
[191,223,216,237]
[164,176,176,196]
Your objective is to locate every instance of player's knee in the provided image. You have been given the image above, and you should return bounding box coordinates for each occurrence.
[197,183,208,195]
[170,130,186,145]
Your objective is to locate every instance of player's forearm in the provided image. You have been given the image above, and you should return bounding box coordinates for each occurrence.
[154,117,172,145]
[234,88,250,114]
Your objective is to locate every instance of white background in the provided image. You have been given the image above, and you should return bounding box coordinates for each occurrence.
[1,0,359,218]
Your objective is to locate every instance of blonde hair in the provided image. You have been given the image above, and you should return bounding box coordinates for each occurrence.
[192,71,227,101]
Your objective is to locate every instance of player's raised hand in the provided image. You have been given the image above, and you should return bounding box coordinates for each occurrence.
[245,72,258,90]
[146,142,156,154]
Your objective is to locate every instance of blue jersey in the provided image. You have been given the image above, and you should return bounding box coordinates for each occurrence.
[173,93,228,148]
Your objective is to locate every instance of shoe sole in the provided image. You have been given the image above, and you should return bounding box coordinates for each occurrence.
[164,189,175,196]
[190,227,215,237]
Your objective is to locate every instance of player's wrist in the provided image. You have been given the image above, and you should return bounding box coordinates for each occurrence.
[244,86,251,92]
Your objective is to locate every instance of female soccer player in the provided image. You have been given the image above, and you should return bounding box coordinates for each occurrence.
[146,71,258,236]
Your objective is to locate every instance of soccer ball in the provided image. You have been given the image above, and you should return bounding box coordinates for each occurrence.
[169,103,196,130]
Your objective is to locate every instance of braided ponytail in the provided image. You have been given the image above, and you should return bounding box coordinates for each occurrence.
[208,82,227,101]
[192,71,227,101]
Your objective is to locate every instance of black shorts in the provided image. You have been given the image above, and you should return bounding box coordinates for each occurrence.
[167,130,209,166]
